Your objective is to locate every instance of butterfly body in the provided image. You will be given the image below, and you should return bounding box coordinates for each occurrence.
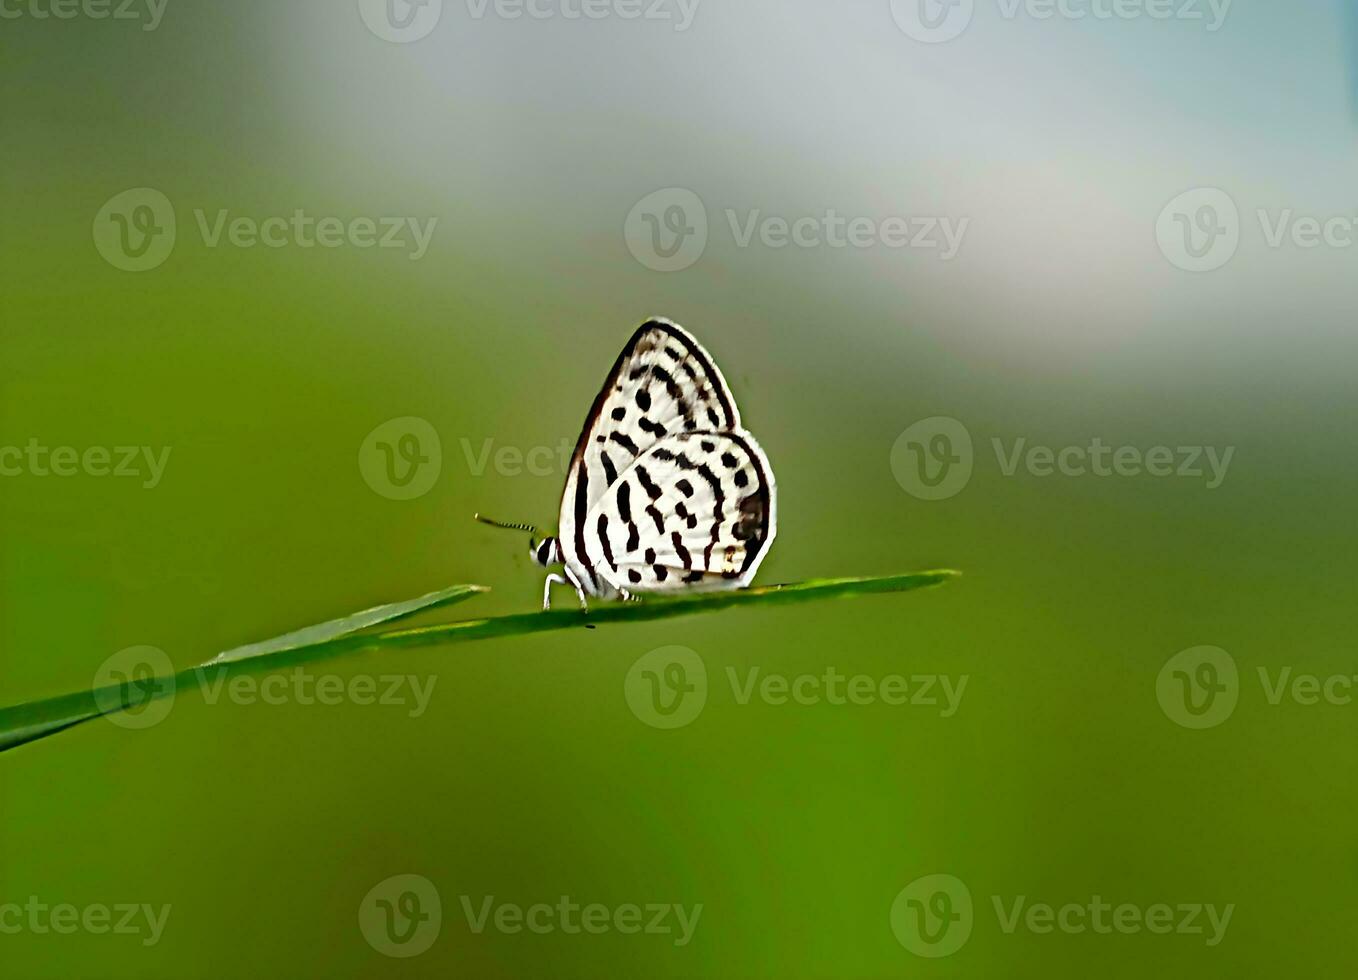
[532,319,777,609]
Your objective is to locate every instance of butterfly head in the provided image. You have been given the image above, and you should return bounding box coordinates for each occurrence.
[532,536,562,568]
[475,514,558,566]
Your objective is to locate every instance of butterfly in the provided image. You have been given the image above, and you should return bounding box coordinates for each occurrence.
[480,318,777,609]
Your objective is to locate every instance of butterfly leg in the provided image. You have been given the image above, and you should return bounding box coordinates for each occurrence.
[542,574,567,611]
[562,566,590,610]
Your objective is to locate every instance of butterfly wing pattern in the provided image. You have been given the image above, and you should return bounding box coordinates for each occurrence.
[554,319,776,601]
[583,431,774,592]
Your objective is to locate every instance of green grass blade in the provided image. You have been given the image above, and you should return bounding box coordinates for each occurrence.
[0,572,956,756]
[0,583,488,754]
[377,571,959,646]
[208,583,488,664]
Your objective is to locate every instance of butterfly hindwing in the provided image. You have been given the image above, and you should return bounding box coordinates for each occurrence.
[582,431,776,593]
[557,319,743,593]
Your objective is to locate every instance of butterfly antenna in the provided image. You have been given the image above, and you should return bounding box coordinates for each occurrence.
[474,514,537,534]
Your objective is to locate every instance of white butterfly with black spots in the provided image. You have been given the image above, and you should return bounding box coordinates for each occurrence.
[529,318,776,609]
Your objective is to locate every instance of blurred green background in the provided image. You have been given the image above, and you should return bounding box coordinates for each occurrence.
[2,0,1356,976]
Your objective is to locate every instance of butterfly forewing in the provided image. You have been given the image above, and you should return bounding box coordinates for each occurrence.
[582,431,776,592]
[557,319,745,593]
